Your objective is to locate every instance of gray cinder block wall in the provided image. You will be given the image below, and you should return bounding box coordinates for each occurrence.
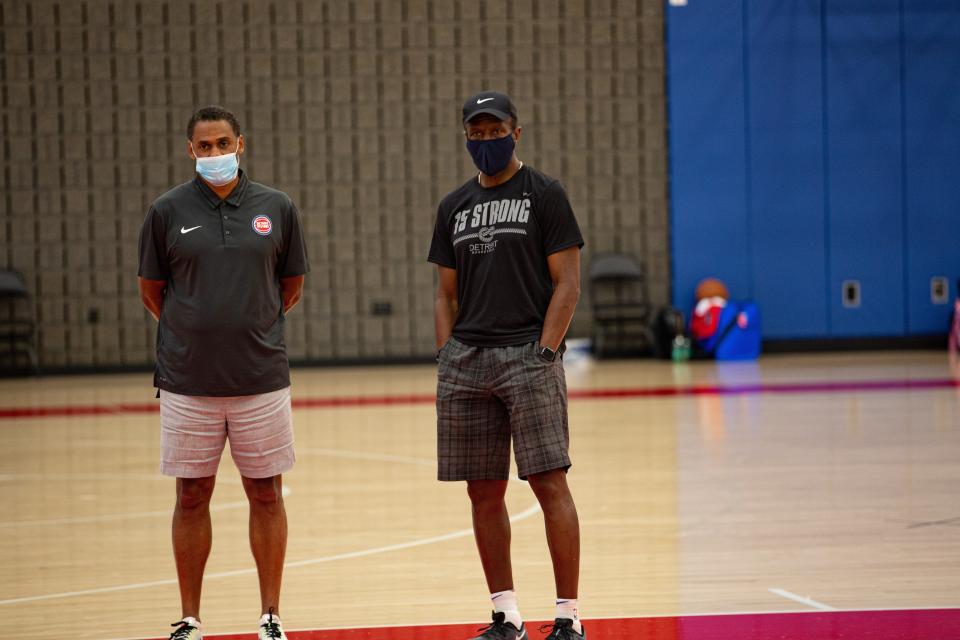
[0,0,668,369]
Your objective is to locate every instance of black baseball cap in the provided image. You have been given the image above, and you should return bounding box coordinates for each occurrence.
[462,91,518,125]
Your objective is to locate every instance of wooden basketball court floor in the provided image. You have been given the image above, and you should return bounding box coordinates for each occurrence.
[1,350,960,639]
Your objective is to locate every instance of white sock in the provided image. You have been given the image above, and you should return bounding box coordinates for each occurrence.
[556,598,582,634]
[181,616,201,629]
[491,589,523,629]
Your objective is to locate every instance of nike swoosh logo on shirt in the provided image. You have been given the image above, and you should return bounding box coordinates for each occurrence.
[477,97,495,104]
[181,225,202,234]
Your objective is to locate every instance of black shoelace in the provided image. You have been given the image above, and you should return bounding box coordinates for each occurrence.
[539,619,580,639]
[261,607,283,639]
[168,620,197,640]
[475,612,518,639]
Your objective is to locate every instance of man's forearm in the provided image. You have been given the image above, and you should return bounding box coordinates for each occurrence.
[281,275,304,313]
[434,296,458,350]
[142,296,162,322]
[539,281,580,350]
[138,278,166,322]
[282,288,302,313]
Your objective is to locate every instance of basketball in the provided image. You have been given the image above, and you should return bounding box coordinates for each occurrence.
[695,277,730,301]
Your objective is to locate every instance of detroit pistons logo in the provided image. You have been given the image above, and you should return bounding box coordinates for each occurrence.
[252,215,273,236]
[478,226,496,243]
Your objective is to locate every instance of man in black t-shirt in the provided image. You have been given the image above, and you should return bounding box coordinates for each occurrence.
[138,105,307,640]
[428,92,586,640]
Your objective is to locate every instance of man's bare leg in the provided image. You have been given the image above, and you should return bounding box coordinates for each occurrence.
[172,476,217,620]
[242,474,287,616]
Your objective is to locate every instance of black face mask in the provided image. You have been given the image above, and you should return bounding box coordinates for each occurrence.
[466,133,516,176]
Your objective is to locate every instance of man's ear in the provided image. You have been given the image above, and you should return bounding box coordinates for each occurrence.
[187,140,197,160]
[237,135,245,156]
[513,126,522,144]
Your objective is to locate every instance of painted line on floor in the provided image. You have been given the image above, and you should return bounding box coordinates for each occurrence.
[769,587,835,610]
[100,607,960,640]
[1,377,958,420]
[0,501,541,606]
[0,450,539,607]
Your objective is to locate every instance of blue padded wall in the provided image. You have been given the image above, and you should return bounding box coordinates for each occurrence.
[903,0,960,333]
[667,0,960,339]
[824,0,905,336]
[746,0,828,338]
[667,0,750,312]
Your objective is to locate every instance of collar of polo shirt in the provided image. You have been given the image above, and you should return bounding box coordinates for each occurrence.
[194,168,250,208]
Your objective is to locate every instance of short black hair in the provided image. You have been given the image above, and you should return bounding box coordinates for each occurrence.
[186,105,241,140]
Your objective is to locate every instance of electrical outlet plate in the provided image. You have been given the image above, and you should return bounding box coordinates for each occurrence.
[931,276,949,304]
[842,280,861,308]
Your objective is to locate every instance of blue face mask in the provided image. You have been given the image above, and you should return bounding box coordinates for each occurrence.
[466,133,516,177]
[192,143,240,186]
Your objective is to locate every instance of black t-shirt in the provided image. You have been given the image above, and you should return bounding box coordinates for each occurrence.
[138,170,310,396]
[428,165,584,347]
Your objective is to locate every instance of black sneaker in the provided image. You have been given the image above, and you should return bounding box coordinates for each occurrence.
[469,611,528,640]
[539,618,585,640]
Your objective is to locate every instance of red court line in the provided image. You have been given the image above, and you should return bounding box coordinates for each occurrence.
[146,609,960,640]
[0,402,160,419]
[0,377,957,421]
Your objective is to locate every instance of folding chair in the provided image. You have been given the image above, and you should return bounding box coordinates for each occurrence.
[0,270,40,375]
[588,253,655,358]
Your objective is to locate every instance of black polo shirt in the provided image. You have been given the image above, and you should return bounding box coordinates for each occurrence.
[138,170,309,396]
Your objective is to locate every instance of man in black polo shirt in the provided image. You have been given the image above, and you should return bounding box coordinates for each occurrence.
[138,105,308,640]
[428,92,586,640]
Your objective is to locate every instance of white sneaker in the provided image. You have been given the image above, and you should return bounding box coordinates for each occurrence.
[259,608,287,640]
[168,617,202,640]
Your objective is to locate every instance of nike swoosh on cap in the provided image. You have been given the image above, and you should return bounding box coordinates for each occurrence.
[181,225,202,234]
[477,97,495,104]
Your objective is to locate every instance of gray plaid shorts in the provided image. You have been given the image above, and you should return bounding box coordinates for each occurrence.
[436,337,571,481]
